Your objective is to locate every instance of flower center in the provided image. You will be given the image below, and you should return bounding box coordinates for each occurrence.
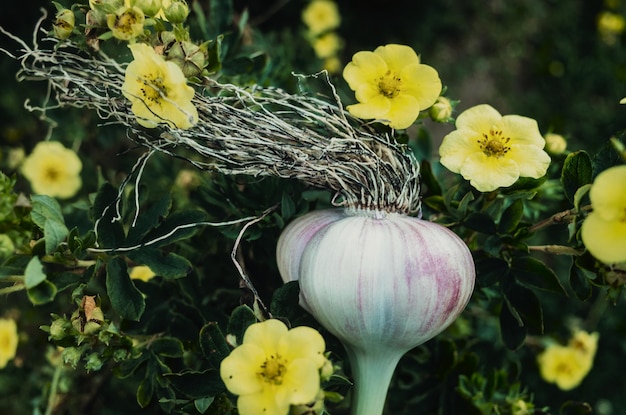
[44,167,60,181]
[478,126,511,158]
[377,70,402,99]
[259,355,287,385]
[115,11,140,35]
[140,76,168,105]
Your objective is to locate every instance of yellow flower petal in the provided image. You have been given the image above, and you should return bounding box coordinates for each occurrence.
[460,152,520,192]
[372,44,420,73]
[237,388,288,415]
[0,318,18,369]
[384,93,420,129]
[279,326,326,367]
[438,129,482,173]
[346,98,391,122]
[455,104,502,134]
[581,212,626,264]
[219,343,265,396]
[506,144,552,178]
[301,0,341,36]
[242,319,288,355]
[342,51,387,90]
[278,358,320,405]
[401,63,442,110]
[500,115,545,147]
[588,165,626,222]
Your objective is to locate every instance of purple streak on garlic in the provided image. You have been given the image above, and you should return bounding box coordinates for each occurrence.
[276,208,475,415]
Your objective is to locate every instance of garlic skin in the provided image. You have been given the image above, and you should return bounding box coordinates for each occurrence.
[276,208,475,415]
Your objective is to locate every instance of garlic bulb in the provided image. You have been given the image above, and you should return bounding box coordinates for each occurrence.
[276,208,475,415]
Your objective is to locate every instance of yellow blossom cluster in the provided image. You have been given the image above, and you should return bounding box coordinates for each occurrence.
[220,319,331,415]
[301,0,343,73]
[21,141,82,199]
[439,104,551,192]
[343,44,442,130]
[537,330,598,390]
[581,165,626,265]
[0,318,18,369]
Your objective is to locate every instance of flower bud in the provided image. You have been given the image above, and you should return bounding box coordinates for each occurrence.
[290,389,326,415]
[165,40,207,78]
[163,0,189,24]
[48,318,70,340]
[0,234,15,258]
[53,9,75,40]
[544,133,567,155]
[131,0,162,17]
[277,208,475,415]
[429,96,454,123]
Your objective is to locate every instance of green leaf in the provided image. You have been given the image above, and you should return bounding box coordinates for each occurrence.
[136,373,155,408]
[560,401,593,415]
[208,0,234,37]
[510,256,566,295]
[226,305,257,346]
[418,161,442,197]
[498,199,524,234]
[27,280,57,305]
[24,256,46,289]
[165,369,225,399]
[463,212,497,234]
[592,140,624,178]
[43,219,69,254]
[499,298,526,350]
[506,283,544,335]
[569,261,593,301]
[195,397,215,414]
[31,195,64,228]
[93,183,125,249]
[199,322,231,367]
[280,193,296,222]
[150,337,184,358]
[106,257,146,321]
[129,248,192,279]
[270,281,301,320]
[573,184,591,212]
[475,257,509,287]
[126,195,172,246]
[561,151,592,204]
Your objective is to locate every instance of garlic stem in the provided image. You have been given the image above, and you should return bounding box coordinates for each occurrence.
[345,345,403,415]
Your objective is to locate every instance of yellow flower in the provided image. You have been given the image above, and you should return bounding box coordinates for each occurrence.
[598,11,625,44]
[537,341,595,391]
[107,5,145,41]
[130,265,156,282]
[568,330,599,356]
[343,44,442,129]
[0,318,18,369]
[581,165,626,264]
[122,43,198,129]
[21,141,82,199]
[438,104,551,192]
[311,32,342,59]
[220,319,327,415]
[302,0,340,36]
[323,56,342,74]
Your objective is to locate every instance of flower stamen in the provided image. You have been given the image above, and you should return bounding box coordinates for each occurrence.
[259,354,287,385]
[477,126,511,158]
[377,70,402,99]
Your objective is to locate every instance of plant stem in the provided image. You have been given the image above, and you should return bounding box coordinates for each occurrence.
[345,346,402,415]
[44,360,63,415]
[0,284,25,295]
[528,245,584,256]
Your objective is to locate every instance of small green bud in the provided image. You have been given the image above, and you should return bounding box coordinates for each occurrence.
[53,9,75,40]
[62,347,82,369]
[429,96,454,123]
[48,318,70,340]
[165,40,207,78]
[0,234,15,258]
[85,352,104,371]
[163,0,189,24]
[130,0,162,17]
[290,390,326,415]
